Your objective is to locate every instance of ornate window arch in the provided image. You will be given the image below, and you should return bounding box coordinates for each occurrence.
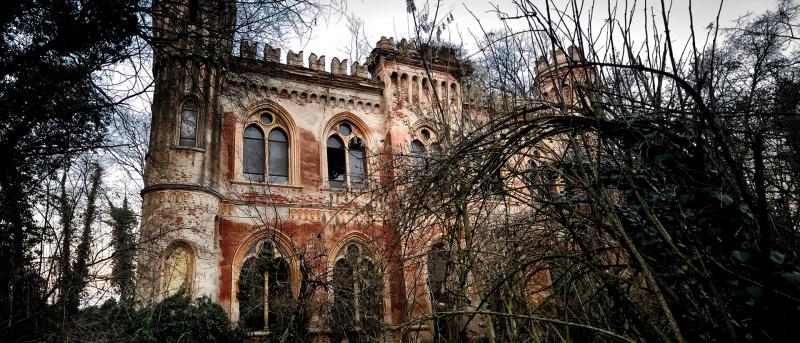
[231,230,300,333]
[330,239,383,341]
[162,241,195,298]
[178,97,200,147]
[321,113,372,189]
[238,101,300,185]
[409,121,439,168]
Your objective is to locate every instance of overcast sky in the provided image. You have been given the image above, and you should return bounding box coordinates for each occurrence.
[284,0,780,63]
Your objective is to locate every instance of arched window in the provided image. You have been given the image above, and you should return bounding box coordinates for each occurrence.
[241,112,292,184]
[268,128,289,184]
[332,243,383,342]
[410,139,426,167]
[348,138,366,188]
[237,242,292,333]
[243,125,265,182]
[163,243,194,297]
[326,121,368,189]
[179,100,198,147]
[409,127,438,168]
[427,241,463,342]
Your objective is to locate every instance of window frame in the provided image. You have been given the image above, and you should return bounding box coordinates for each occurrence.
[330,241,384,338]
[239,111,293,185]
[409,126,438,168]
[324,120,369,190]
[162,241,195,298]
[237,241,292,333]
[176,97,202,149]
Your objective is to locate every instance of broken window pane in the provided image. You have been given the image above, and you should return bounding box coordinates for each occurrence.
[237,243,293,333]
[349,138,366,189]
[327,135,346,188]
[332,244,383,342]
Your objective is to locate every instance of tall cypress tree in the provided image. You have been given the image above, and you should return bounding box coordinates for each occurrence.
[109,197,137,304]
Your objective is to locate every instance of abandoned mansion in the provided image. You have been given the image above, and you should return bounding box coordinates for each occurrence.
[136,1,590,342]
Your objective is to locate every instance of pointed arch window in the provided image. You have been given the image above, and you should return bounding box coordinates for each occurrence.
[408,127,438,168]
[179,100,199,147]
[237,241,292,333]
[410,139,426,166]
[326,121,368,189]
[163,243,195,297]
[243,125,265,181]
[241,112,292,184]
[332,242,383,341]
[428,241,463,342]
[268,128,289,183]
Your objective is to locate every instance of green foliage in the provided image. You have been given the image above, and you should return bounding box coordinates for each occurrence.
[108,198,137,304]
[133,290,244,343]
[70,290,244,343]
[553,117,800,342]
[0,0,139,334]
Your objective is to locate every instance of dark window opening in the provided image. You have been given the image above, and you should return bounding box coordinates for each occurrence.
[489,167,505,198]
[243,125,265,181]
[332,244,383,342]
[237,242,292,333]
[428,242,465,342]
[327,135,346,188]
[188,0,199,23]
[349,138,366,189]
[410,139,426,167]
[268,128,289,184]
[179,100,198,147]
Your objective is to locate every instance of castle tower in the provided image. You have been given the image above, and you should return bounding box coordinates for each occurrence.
[367,38,472,340]
[137,0,235,301]
[535,46,598,108]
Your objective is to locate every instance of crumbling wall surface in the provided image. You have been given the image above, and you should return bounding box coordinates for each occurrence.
[135,189,221,301]
[215,206,390,332]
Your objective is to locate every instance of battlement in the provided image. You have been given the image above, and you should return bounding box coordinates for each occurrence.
[535,46,585,74]
[235,41,370,78]
[367,36,464,76]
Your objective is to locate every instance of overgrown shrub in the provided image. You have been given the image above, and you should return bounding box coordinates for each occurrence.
[65,290,244,342]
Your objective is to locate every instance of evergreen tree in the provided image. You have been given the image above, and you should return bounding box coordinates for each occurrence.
[108,197,137,304]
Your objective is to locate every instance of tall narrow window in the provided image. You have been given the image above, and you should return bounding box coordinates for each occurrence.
[243,125,265,181]
[348,138,366,189]
[326,121,369,189]
[409,127,437,169]
[332,243,383,342]
[268,128,289,184]
[241,111,293,184]
[327,136,346,188]
[179,100,198,147]
[238,242,292,333]
[163,243,194,297]
[410,139,426,167]
[428,242,462,342]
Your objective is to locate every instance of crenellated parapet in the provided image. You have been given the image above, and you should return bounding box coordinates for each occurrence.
[534,45,597,105]
[308,53,325,71]
[367,36,467,77]
[535,45,585,75]
[234,41,375,79]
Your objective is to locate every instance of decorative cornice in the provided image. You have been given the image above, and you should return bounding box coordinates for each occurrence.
[141,183,223,200]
